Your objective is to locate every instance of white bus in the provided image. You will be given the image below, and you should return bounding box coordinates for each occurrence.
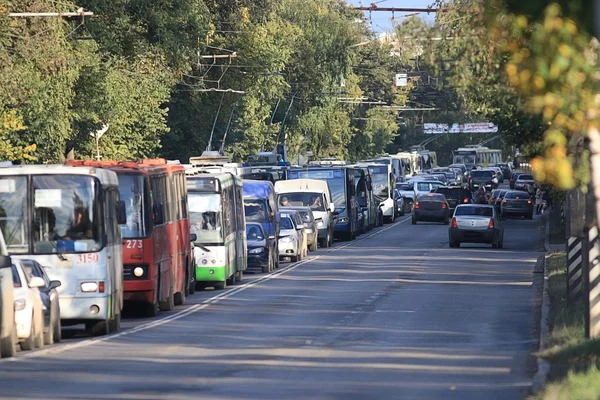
[186,171,247,290]
[360,163,397,222]
[0,164,126,336]
[453,146,502,169]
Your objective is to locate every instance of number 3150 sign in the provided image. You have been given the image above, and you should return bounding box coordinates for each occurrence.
[78,253,99,263]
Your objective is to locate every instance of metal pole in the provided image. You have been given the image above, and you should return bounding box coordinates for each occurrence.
[8,11,94,17]
[206,91,226,152]
[274,90,299,151]
[219,99,239,155]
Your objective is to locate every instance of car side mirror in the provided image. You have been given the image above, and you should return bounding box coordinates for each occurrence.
[28,276,45,289]
[0,255,11,269]
[190,233,197,242]
[48,280,61,290]
[268,235,276,240]
[296,226,303,231]
[117,200,127,225]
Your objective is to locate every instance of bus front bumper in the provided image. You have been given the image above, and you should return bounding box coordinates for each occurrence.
[196,265,227,283]
[59,295,110,322]
[123,280,154,304]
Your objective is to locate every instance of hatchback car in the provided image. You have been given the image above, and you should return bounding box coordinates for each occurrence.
[21,260,62,345]
[278,213,307,262]
[501,190,534,219]
[246,223,274,273]
[449,205,504,248]
[12,260,45,351]
[412,193,450,225]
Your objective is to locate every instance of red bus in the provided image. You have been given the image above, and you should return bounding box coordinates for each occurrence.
[66,159,193,316]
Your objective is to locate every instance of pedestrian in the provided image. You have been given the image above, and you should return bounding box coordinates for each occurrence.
[535,186,543,214]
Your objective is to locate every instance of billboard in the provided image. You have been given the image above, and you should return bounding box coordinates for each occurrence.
[424,122,498,134]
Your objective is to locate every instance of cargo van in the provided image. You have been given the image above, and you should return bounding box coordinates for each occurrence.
[275,179,336,248]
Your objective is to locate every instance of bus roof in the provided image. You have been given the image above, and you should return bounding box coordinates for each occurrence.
[65,159,170,177]
[187,172,238,187]
[0,163,119,186]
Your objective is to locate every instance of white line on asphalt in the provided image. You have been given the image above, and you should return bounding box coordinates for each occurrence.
[3,216,410,362]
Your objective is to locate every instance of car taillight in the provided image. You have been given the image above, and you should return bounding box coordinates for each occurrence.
[527,200,532,204]
[468,175,471,179]
[488,218,495,229]
[463,198,469,203]
[442,203,447,209]
[503,199,507,203]
[489,198,495,203]
[451,217,458,228]
[414,202,420,209]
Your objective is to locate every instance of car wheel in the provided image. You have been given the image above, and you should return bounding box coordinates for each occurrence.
[43,318,54,346]
[0,325,17,358]
[20,323,35,351]
[53,314,62,343]
[262,257,271,273]
[86,319,110,337]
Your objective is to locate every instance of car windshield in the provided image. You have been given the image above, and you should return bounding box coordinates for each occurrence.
[244,199,269,222]
[11,265,21,288]
[277,192,325,211]
[455,206,493,217]
[0,176,29,254]
[117,173,150,238]
[189,193,223,244]
[33,175,102,254]
[280,217,294,230]
[505,192,531,199]
[246,225,265,241]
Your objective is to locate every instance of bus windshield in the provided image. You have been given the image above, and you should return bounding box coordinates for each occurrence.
[244,199,268,222]
[454,153,476,166]
[189,193,222,244]
[369,166,390,203]
[32,175,102,254]
[117,173,149,238]
[289,170,346,212]
[0,176,29,254]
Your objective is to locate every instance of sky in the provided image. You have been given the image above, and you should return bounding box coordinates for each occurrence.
[347,0,436,33]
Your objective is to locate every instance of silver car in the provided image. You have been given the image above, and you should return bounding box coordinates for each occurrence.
[448,204,504,248]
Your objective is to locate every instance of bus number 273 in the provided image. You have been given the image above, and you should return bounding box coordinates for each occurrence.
[126,240,143,249]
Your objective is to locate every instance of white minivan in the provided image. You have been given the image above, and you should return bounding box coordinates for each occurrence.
[0,229,16,358]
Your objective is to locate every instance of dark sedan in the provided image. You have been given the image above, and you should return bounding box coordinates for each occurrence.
[412,193,450,225]
[432,186,472,213]
[501,190,534,219]
[21,260,61,345]
[246,223,274,273]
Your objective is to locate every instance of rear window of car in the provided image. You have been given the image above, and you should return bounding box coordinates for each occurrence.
[519,175,534,180]
[505,191,530,199]
[416,182,431,191]
[434,188,468,199]
[471,170,493,178]
[418,193,445,201]
[455,206,493,217]
[397,183,411,190]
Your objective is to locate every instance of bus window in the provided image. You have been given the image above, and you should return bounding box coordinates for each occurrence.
[0,176,29,253]
[189,192,222,243]
[117,174,149,238]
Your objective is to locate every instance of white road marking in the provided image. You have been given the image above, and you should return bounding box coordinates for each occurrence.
[4,216,411,362]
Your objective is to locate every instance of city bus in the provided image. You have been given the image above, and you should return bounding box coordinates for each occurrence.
[288,167,358,241]
[78,159,193,317]
[453,146,502,169]
[351,166,377,232]
[142,159,194,308]
[0,163,125,336]
[362,163,397,223]
[186,172,247,290]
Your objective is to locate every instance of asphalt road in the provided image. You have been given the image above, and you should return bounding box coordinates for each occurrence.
[0,210,544,400]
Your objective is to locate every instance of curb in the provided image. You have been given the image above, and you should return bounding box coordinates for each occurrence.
[531,211,554,393]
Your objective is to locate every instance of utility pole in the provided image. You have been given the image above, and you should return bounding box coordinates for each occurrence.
[7,11,94,18]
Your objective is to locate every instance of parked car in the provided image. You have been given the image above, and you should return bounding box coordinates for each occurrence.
[0,235,15,358]
[11,260,45,351]
[246,223,275,273]
[449,204,504,248]
[432,186,473,213]
[412,193,450,225]
[278,212,307,262]
[21,260,62,345]
[287,207,318,251]
[501,190,534,219]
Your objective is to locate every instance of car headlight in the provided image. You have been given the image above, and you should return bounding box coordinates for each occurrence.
[80,282,98,292]
[249,247,264,254]
[14,299,26,311]
[133,266,145,277]
[280,236,294,243]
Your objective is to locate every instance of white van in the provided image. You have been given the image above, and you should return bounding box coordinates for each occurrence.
[275,179,336,248]
[0,229,16,358]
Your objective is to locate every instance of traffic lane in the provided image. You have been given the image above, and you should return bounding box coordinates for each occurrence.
[0,215,541,399]
[8,218,410,356]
